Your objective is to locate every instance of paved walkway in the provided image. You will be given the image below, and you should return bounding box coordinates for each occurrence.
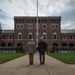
[0,53,75,75]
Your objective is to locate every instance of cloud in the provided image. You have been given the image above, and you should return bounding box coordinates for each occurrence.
[61,21,75,29]
[0,0,75,29]
[38,0,75,15]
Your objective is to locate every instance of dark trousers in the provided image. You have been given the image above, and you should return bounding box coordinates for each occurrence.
[29,53,34,65]
[39,52,45,64]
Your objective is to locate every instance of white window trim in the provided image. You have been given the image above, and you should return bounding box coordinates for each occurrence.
[42,24,47,29]
[43,32,47,39]
[16,24,24,29]
[18,32,22,40]
[53,32,57,40]
[28,24,33,29]
[28,32,33,39]
[51,24,58,29]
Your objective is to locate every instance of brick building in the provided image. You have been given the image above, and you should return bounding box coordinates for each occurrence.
[0,16,75,52]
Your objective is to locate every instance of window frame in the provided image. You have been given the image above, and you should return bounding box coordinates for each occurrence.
[53,33,57,40]
[42,24,47,29]
[18,32,22,40]
[70,35,73,40]
[16,24,24,29]
[51,24,58,29]
[28,24,33,29]
[28,32,32,39]
[9,35,13,40]
[43,32,47,39]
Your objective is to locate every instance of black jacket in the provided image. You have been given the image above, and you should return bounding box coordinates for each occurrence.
[38,41,47,53]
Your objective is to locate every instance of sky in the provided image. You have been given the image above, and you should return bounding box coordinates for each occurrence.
[0,0,75,30]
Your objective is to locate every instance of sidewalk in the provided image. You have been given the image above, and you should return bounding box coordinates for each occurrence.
[0,53,75,75]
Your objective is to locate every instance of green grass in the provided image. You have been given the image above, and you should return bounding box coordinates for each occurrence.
[0,53,26,64]
[48,53,75,64]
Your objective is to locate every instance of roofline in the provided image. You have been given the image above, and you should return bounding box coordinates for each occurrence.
[14,16,61,19]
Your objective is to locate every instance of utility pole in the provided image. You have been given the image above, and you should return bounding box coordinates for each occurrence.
[0,22,2,36]
[36,0,38,47]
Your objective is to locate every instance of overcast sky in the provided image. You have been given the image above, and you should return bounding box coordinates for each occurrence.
[0,0,75,29]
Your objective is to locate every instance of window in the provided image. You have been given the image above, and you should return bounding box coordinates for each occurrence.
[2,35,5,39]
[32,20,33,22]
[29,24,33,29]
[42,19,44,22]
[43,33,47,39]
[18,32,22,39]
[28,19,30,22]
[16,24,24,29]
[21,25,23,29]
[56,25,58,28]
[53,33,57,39]
[52,24,58,29]
[29,33,32,39]
[70,35,73,40]
[17,25,19,28]
[63,35,66,40]
[45,19,47,22]
[43,24,47,29]
[52,25,54,28]
[38,19,40,22]
[9,35,13,39]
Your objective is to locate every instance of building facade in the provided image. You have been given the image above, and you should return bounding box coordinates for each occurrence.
[0,16,75,52]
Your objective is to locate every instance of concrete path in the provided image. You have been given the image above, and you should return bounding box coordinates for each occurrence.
[0,53,75,75]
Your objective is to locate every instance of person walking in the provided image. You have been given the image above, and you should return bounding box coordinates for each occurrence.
[27,38,36,65]
[38,37,48,65]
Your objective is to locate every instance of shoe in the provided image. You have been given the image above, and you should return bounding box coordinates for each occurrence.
[30,63,33,65]
[42,63,44,65]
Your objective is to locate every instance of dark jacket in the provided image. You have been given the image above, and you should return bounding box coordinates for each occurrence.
[38,41,47,53]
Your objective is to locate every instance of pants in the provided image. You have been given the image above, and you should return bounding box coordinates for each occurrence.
[39,52,45,64]
[29,53,34,65]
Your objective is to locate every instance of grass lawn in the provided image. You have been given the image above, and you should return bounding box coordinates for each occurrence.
[0,53,26,64]
[48,53,75,64]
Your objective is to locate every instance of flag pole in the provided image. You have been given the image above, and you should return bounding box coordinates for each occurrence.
[36,0,38,47]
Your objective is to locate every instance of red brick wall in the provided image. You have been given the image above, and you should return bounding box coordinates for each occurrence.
[14,16,61,51]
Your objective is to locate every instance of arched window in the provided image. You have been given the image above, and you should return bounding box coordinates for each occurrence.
[43,32,47,39]
[53,32,57,39]
[18,32,22,39]
[29,32,32,39]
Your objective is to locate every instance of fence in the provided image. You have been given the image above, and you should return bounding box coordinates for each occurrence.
[53,47,75,53]
[0,47,24,53]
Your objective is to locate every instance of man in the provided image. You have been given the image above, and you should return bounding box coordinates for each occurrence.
[38,37,47,65]
[27,38,36,65]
